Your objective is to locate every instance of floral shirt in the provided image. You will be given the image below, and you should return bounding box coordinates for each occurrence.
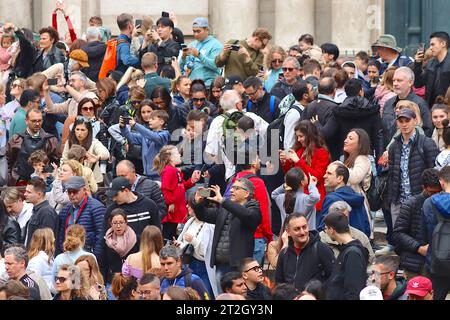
[399,131,416,203]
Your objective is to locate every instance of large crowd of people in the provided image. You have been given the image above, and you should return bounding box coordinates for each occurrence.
[0,2,450,301]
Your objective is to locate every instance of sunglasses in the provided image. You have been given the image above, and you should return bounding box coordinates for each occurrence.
[82,106,95,111]
[192,98,206,102]
[55,276,68,283]
[282,67,296,72]
[272,59,283,64]
[131,100,141,105]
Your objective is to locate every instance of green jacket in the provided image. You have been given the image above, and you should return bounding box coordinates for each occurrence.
[215,39,264,80]
[9,107,27,139]
[143,72,171,98]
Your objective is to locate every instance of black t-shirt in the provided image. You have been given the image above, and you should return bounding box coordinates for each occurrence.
[20,274,41,300]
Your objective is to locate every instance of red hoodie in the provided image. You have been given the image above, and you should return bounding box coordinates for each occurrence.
[161,165,194,224]
[236,171,273,243]
[282,147,330,211]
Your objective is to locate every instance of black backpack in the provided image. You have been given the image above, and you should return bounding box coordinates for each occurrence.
[264,105,302,157]
[431,210,450,276]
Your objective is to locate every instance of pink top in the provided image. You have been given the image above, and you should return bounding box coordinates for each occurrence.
[374,85,396,115]
[121,260,143,280]
[0,47,11,72]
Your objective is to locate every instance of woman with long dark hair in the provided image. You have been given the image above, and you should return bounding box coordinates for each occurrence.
[280,121,330,216]
[271,167,320,229]
[151,86,182,134]
[62,116,110,184]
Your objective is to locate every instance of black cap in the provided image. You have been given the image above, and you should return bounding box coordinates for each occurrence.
[106,177,132,198]
[223,75,243,90]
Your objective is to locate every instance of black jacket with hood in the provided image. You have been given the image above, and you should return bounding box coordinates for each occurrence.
[332,96,384,161]
[81,41,107,82]
[275,230,335,291]
[327,239,369,300]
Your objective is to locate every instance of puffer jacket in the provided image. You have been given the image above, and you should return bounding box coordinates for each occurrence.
[56,196,106,261]
[275,231,335,291]
[388,130,439,203]
[392,193,427,273]
[194,199,262,268]
[332,96,384,160]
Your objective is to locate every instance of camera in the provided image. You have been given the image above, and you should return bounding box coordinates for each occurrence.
[47,78,58,86]
[122,116,132,124]
[181,43,188,51]
[162,11,170,18]
[135,19,142,28]
[164,57,173,65]
[230,44,241,51]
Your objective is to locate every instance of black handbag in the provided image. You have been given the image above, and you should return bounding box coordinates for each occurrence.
[367,171,388,212]
[181,222,204,265]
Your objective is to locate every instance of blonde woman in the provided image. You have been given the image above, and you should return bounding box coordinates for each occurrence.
[75,255,106,300]
[53,224,96,276]
[27,228,55,291]
[122,225,163,281]
[263,46,286,92]
[48,159,84,212]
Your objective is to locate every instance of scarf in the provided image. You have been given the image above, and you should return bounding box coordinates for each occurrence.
[104,226,137,257]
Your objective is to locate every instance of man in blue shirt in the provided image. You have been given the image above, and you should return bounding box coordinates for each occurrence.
[116,13,140,73]
[179,18,223,87]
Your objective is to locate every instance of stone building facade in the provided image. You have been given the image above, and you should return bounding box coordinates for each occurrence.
[1,0,385,54]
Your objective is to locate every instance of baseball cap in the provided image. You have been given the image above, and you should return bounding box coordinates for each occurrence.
[405,276,433,297]
[396,108,416,120]
[193,17,209,28]
[65,176,86,190]
[106,177,132,198]
[359,285,383,300]
[69,49,90,68]
[223,75,243,90]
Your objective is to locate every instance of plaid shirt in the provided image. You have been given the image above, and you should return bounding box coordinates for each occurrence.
[399,131,416,203]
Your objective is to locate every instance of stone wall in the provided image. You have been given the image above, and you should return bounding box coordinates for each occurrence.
[0,0,384,53]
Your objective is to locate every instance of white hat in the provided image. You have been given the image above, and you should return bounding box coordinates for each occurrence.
[359,286,383,300]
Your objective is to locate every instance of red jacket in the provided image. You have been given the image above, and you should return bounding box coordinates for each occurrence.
[236,171,273,242]
[160,165,194,224]
[282,147,330,211]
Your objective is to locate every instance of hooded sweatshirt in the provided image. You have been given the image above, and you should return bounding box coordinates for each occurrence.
[422,192,450,272]
[327,239,369,300]
[320,186,371,237]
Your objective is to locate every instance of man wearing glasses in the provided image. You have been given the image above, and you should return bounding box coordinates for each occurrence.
[216,28,272,80]
[55,176,105,262]
[270,57,302,100]
[193,178,261,294]
[179,17,223,87]
[7,108,60,186]
[239,257,271,300]
[368,255,407,300]
[243,76,280,123]
[137,273,161,300]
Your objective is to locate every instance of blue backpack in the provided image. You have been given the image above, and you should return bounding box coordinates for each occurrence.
[247,95,277,118]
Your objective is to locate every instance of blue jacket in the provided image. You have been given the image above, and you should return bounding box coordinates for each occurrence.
[422,192,450,272]
[116,34,140,73]
[57,196,106,262]
[320,186,371,237]
[160,266,209,300]
[121,124,170,179]
[179,35,223,87]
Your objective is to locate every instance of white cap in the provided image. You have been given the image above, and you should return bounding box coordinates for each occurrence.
[359,286,383,300]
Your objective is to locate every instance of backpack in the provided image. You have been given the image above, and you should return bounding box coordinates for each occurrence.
[264,104,302,157]
[221,111,245,164]
[247,95,277,119]
[430,210,450,276]
[98,38,127,80]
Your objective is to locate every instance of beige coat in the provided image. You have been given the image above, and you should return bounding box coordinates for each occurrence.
[62,138,110,183]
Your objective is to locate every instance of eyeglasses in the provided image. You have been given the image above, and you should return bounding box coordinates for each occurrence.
[244,266,262,273]
[82,106,95,112]
[245,89,259,97]
[272,59,284,64]
[230,185,248,191]
[192,97,206,102]
[112,221,126,226]
[282,67,296,72]
[55,276,68,283]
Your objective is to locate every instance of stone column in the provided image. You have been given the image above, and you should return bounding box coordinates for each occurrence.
[274,0,315,49]
[0,0,33,29]
[209,0,259,43]
[331,0,372,55]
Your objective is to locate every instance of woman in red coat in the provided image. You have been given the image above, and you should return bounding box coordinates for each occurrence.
[280,121,330,218]
[154,145,200,241]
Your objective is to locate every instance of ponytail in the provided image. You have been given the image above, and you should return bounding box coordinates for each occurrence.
[283,168,305,215]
